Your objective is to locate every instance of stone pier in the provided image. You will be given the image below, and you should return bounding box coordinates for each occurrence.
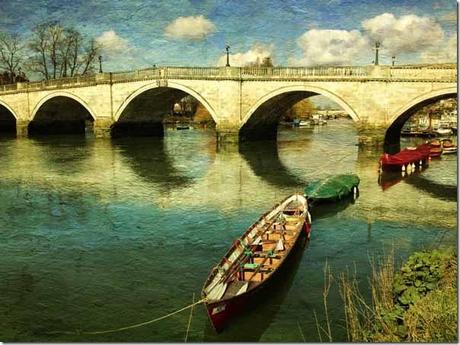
[93,118,114,138]
[216,127,239,145]
[16,120,29,137]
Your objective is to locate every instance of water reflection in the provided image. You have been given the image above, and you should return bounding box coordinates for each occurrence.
[113,137,193,191]
[29,136,95,175]
[405,174,457,202]
[378,167,427,191]
[203,235,309,342]
[309,194,357,220]
[239,140,306,188]
[0,119,456,342]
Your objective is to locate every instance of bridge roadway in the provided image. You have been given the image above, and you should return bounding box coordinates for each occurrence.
[0,64,456,148]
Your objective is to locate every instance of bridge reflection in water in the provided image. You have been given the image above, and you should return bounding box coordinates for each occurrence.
[113,137,194,191]
[239,140,307,188]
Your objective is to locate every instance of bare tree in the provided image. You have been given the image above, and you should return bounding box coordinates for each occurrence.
[80,38,100,75]
[67,30,84,77]
[29,22,52,79]
[0,32,24,83]
[47,23,64,79]
[29,21,100,80]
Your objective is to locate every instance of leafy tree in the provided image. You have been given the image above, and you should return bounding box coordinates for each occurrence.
[284,98,316,121]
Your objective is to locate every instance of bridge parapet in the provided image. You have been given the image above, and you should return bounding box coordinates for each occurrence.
[0,64,456,95]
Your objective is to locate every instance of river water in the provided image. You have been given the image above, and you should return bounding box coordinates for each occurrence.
[0,118,456,342]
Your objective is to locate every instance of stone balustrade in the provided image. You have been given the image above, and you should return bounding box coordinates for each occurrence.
[0,64,456,94]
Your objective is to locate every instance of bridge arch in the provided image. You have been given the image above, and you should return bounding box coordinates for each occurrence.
[114,81,219,123]
[242,85,359,128]
[30,91,97,122]
[239,84,359,141]
[29,91,96,135]
[384,87,457,150]
[0,100,18,119]
[388,87,457,126]
[0,100,18,134]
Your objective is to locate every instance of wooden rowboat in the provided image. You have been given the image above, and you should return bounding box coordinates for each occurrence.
[201,194,311,332]
[441,139,457,154]
[429,139,443,157]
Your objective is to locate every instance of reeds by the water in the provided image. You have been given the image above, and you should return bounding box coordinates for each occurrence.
[336,247,457,342]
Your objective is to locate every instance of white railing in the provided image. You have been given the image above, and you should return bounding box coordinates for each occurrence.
[0,64,456,94]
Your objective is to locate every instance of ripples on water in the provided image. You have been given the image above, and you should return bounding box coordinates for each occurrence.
[0,119,456,341]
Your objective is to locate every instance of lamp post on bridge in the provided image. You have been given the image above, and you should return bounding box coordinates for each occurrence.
[392,55,396,66]
[374,41,380,66]
[98,55,103,73]
[225,45,230,67]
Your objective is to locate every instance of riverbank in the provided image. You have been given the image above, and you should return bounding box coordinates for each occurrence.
[340,246,457,342]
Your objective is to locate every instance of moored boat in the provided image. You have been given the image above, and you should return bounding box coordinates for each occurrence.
[429,139,443,157]
[379,144,430,172]
[201,194,311,332]
[441,139,457,154]
[298,120,311,127]
[310,114,327,126]
[435,127,452,136]
[304,174,360,203]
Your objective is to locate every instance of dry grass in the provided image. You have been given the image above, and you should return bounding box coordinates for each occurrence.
[314,260,334,342]
[338,247,457,342]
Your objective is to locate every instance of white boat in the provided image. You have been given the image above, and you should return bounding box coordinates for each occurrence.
[436,127,452,136]
[298,120,311,127]
[310,114,327,126]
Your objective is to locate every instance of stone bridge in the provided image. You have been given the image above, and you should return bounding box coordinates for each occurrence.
[0,64,456,149]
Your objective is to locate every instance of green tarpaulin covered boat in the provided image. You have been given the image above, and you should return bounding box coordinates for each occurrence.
[304,174,360,202]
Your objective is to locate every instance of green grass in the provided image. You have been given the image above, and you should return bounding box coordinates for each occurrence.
[337,247,457,342]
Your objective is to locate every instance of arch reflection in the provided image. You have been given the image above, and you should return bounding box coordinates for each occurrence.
[239,140,306,188]
[113,137,193,191]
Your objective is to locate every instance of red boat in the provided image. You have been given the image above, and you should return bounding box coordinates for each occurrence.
[201,194,311,332]
[379,144,430,172]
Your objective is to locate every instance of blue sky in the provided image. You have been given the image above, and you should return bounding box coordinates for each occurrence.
[0,0,456,70]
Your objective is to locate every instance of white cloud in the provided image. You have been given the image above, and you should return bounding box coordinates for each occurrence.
[421,34,457,63]
[217,44,274,67]
[362,13,444,55]
[290,29,370,66]
[164,15,216,40]
[96,30,131,56]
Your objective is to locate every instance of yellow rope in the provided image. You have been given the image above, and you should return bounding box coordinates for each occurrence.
[47,298,207,336]
[184,293,195,342]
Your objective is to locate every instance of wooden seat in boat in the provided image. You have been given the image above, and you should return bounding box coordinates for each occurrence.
[223,280,249,298]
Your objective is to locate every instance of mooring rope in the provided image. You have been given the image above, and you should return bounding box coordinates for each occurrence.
[47,298,207,336]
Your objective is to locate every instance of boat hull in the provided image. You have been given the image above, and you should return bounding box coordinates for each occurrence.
[304,174,360,203]
[380,144,430,172]
[204,226,309,332]
[442,148,457,154]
